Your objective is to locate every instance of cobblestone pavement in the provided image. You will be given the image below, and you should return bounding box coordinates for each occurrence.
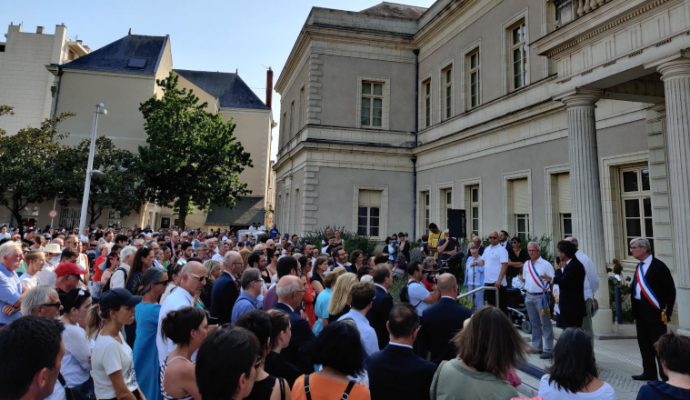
[517,333,647,400]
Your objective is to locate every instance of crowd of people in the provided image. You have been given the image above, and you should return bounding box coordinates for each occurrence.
[0,222,688,400]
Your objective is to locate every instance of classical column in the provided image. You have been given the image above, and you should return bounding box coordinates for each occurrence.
[658,58,690,335]
[561,89,612,336]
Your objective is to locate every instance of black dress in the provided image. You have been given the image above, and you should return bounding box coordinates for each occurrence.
[264,351,301,387]
[507,248,529,285]
[245,375,286,400]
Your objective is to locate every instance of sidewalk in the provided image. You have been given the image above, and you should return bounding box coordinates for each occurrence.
[516,332,647,400]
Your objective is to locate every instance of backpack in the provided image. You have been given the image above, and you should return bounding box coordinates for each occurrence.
[103,267,128,293]
[399,280,423,307]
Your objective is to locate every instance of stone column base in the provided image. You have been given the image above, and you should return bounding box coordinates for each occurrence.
[675,286,690,335]
[593,308,613,337]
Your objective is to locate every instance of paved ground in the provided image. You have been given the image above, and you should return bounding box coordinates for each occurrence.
[516,331,647,399]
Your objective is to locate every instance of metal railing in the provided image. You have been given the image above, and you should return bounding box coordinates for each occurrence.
[457,285,499,309]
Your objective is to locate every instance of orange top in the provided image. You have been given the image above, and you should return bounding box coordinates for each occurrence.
[291,374,370,400]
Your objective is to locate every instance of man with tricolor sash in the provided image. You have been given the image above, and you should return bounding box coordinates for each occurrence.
[629,237,676,382]
[522,241,555,359]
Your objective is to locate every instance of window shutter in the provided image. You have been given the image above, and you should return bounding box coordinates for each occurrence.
[359,190,381,208]
[511,179,530,214]
[557,174,571,213]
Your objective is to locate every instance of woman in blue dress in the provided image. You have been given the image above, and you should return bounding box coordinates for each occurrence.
[133,267,168,400]
[464,244,485,311]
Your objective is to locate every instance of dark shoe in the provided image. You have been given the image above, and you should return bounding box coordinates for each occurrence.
[539,352,552,359]
[631,374,656,381]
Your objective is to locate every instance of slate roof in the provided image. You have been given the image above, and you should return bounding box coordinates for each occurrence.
[61,34,167,76]
[174,69,269,110]
[360,2,427,20]
[205,196,266,227]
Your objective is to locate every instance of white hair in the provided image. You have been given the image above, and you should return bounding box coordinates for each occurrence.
[276,280,301,298]
[0,240,21,261]
[20,285,53,316]
[119,245,137,262]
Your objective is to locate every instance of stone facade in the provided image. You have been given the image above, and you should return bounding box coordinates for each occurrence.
[274,0,690,335]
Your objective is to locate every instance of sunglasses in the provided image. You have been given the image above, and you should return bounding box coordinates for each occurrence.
[154,280,168,286]
[190,273,207,283]
[42,301,62,309]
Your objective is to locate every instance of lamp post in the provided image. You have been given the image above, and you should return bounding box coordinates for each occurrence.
[78,102,107,236]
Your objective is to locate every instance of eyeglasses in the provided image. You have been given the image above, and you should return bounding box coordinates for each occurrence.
[190,273,207,283]
[488,236,498,239]
[42,301,62,309]
[154,281,168,286]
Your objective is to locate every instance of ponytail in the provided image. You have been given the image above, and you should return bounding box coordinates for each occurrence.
[85,304,102,339]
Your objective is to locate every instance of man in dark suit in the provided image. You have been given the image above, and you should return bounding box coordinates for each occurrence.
[273,275,315,373]
[366,304,437,400]
[420,273,472,364]
[629,237,676,381]
[367,265,394,349]
[553,240,586,329]
[210,251,243,324]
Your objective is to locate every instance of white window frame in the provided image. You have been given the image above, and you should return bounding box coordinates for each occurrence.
[441,63,454,121]
[461,177,482,239]
[299,86,305,128]
[466,47,481,110]
[352,185,388,241]
[289,100,295,136]
[439,184,453,230]
[619,164,653,258]
[421,77,432,128]
[515,213,530,242]
[356,76,390,130]
[544,164,570,250]
[503,170,532,241]
[502,10,530,93]
[417,186,431,235]
[507,19,528,91]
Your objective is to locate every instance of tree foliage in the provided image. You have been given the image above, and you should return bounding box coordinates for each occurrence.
[60,137,142,226]
[0,110,73,233]
[138,73,252,228]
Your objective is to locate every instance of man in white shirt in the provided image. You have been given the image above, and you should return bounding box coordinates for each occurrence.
[565,236,599,338]
[482,231,509,313]
[109,246,136,290]
[338,282,379,356]
[522,242,555,358]
[156,261,207,365]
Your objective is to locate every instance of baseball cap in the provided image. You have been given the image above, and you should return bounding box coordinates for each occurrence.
[54,261,85,278]
[99,288,141,311]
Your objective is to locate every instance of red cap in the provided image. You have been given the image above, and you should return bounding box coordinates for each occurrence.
[54,262,85,278]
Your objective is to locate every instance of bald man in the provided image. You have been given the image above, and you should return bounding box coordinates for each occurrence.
[482,230,509,313]
[157,261,207,365]
[210,251,244,325]
[273,276,315,373]
[420,273,472,364]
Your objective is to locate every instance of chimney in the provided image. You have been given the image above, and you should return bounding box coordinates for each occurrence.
[36,26,44,34]
[265,67,273,109]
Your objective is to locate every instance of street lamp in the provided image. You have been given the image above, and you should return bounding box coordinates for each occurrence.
[78,102,107,237]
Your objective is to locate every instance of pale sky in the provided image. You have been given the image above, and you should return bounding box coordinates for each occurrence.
[1,0,435,160]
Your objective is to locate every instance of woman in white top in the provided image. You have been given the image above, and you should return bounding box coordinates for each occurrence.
[59,288,94,400]
[538,328,616,400]
[90,288,143,400]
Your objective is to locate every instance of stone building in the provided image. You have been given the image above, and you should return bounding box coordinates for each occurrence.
[0,26,273,230]
[273,0,690,336]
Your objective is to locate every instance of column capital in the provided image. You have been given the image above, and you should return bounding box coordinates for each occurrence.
[556,88,602,108]
[657,58,690,81]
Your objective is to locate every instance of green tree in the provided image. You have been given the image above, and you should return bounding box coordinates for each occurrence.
[60,137,142,226]
[0,111,73,233]
[138,73,252,228]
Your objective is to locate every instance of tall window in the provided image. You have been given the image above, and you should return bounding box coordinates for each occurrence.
[555,173,572,239]
[510,178,530,242]
[468,185,480,237]
[299,86,305,127]
[422,79,431,128]
[420,191,430,232]
[358,190,381,237]
[361,81,384,128]
[467,49,480,109]
[620,166,653,255]
[442,65,453,120]
[289,100,295,135]
[441,188,452,229]
[509,20,527,90]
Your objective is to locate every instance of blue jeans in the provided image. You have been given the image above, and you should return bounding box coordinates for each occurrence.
[525,293,554,352]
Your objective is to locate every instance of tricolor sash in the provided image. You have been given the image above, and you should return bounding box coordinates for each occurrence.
[636,264,660,310]
[526,260,548,292]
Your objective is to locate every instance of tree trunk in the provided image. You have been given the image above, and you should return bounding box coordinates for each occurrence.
[10,197,26,236]
[177,196,189,230]
[88,200,103,227]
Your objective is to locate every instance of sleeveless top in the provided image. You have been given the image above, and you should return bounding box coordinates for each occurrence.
[246,375,285,400]
[160,356,194,400]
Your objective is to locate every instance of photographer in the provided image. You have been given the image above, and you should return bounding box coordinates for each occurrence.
[406,260,440,317]
[437,230,458,262]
